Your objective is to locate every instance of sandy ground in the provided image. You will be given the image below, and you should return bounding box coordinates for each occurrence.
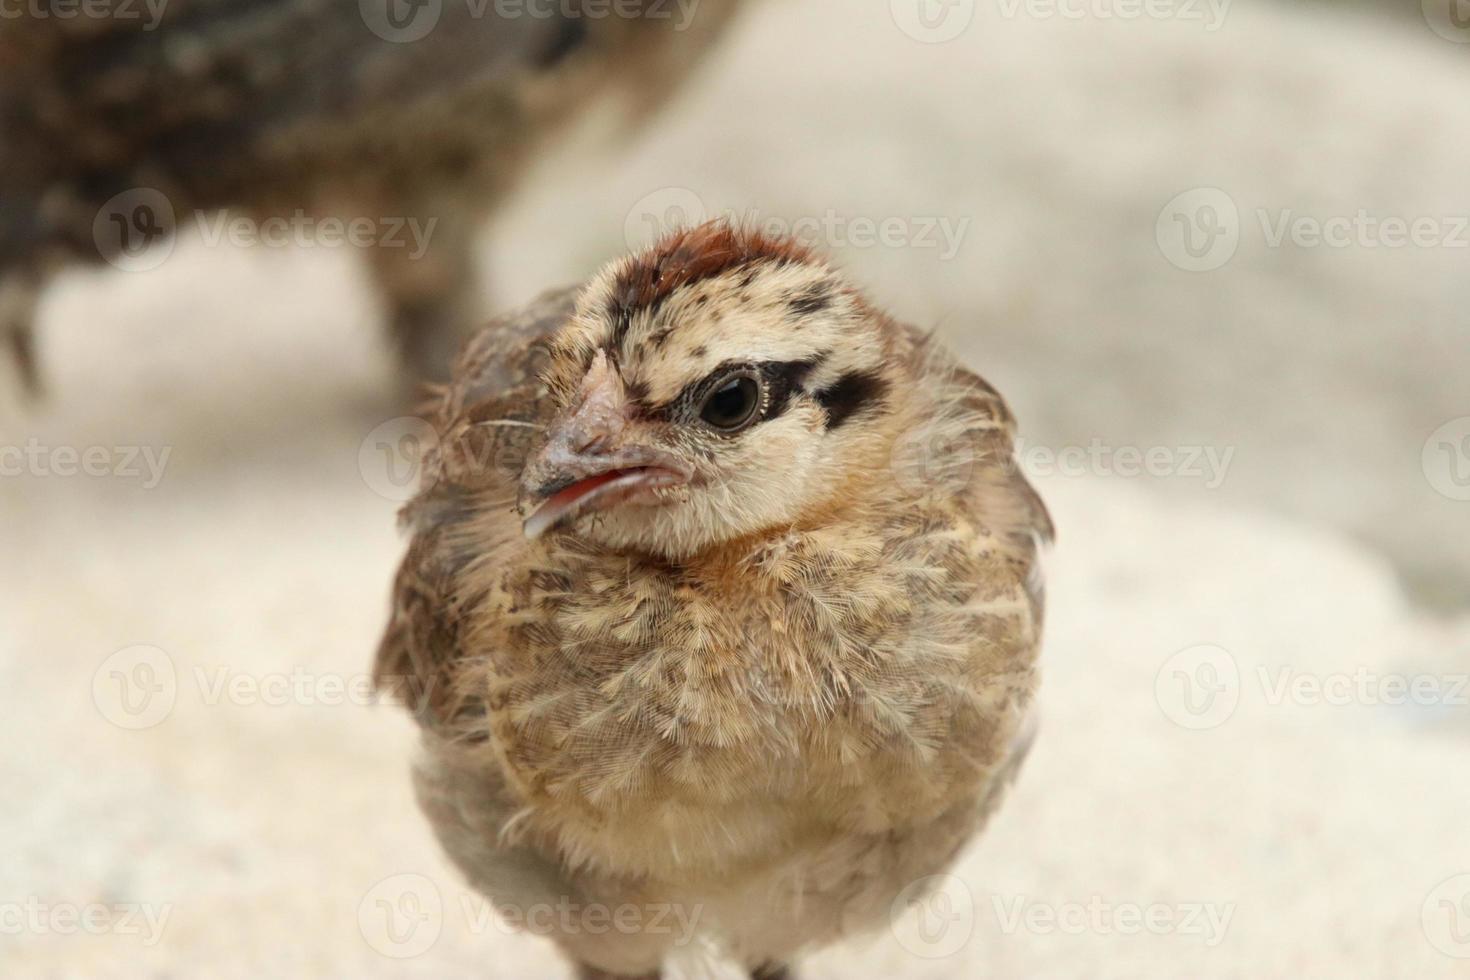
[4,0,1470,977]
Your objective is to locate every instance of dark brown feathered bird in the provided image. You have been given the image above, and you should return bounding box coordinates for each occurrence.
[0,0,744,393]
[375,221,1052,979]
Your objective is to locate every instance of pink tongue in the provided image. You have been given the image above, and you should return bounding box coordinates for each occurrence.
[524,469,634,540]
[547,471,623,509]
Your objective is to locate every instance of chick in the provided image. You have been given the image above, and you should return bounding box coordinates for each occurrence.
[0,0,744,393]
[375,221,1052,978]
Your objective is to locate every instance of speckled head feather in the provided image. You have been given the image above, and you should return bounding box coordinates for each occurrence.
[604,220,818,354]
[521,219,910,558]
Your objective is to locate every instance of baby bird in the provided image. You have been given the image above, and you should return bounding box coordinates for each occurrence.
[375,220,1052,978]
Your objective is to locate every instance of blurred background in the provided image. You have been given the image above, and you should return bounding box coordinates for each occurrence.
[2,0,1468,976]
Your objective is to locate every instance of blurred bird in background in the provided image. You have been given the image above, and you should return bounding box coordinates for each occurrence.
[0,0,745,395]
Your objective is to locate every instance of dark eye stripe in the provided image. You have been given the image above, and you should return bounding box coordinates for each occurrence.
[815,370,888,429]
[643,355,828,424]
[761,358,824,420]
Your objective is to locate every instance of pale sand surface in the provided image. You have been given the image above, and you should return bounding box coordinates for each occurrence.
[4,0,1468,976]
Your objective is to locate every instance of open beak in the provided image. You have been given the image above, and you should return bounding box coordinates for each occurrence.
[519,354,692,541]
[521,445,691,540]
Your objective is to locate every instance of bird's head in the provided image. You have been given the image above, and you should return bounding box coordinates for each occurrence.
[518,220,902,559]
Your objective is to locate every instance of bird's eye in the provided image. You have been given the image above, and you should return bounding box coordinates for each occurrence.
[699,372,763,432]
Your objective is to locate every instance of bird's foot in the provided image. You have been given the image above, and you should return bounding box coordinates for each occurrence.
[752,964,794,980]
[575,966,660,980]
[1,271,41,400]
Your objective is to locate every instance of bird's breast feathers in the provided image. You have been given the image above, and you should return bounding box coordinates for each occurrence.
[429,483,1042,876]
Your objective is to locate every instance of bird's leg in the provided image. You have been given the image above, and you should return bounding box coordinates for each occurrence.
[0,269,41,398]
[751,964,794,980]
[366,201,483,392]
[575,966,661,980]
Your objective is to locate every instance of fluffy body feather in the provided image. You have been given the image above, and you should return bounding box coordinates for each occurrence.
[375,223,1052,977]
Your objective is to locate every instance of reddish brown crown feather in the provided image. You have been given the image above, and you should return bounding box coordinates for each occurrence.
[606,220,819,351]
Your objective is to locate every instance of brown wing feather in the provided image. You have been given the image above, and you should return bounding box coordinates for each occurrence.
[373,286,579,727]
[899,322,1054,620]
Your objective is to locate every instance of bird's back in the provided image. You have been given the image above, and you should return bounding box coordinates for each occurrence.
[0,0,745,266]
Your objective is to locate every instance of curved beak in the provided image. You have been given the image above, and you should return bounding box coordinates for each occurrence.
[519,354,692,541]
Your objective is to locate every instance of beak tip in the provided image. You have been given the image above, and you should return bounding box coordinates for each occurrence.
[521,504,560,542]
